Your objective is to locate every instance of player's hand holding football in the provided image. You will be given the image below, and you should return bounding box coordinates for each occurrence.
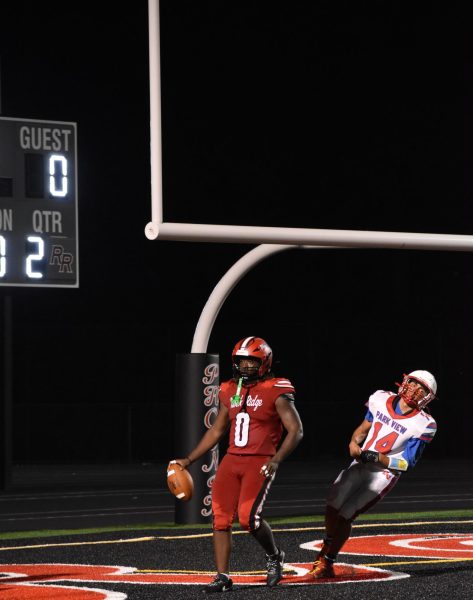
[167,460,194,501]
[172,457,192,469]
[260,460,279,478]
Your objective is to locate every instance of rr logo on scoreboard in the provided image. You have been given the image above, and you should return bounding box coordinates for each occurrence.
[50,244,74,272]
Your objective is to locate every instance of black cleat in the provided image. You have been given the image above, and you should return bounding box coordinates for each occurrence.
[266,548,285,587]
[204,573,233,593]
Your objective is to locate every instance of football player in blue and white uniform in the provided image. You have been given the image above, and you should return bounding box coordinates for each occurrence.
[310,370,438,579]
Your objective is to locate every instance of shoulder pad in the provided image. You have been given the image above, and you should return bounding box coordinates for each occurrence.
[272,378,294,389]
[369,389,394,401]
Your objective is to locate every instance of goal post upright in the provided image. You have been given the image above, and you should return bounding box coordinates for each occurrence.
[147,0,163,233]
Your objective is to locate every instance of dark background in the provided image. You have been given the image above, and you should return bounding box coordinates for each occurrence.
[0,1,470,464]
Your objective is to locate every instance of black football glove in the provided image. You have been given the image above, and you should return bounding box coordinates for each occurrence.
[360,450,379,464]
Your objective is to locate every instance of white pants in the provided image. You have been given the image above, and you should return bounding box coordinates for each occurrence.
[327,460,400,520]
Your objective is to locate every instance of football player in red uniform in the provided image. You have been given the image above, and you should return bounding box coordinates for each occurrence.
[173,336,303,593]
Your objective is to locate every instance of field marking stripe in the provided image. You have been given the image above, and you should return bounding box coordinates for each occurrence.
[366,557,473,567]
[135,569,272,575]
[159,519,473,539]
[138,558,473,573]
[0,536,156,551]
[2,518,473,548]
[136,569,215,575]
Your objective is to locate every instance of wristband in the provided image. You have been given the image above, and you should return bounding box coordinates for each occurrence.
[360,450,379,464]
[387,456,408,471]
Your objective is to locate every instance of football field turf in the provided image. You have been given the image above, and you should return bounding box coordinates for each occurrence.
[0,512,472,599]
[1,461,472,597]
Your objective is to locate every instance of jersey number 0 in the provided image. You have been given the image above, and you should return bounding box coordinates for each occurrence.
[234,413,250,447]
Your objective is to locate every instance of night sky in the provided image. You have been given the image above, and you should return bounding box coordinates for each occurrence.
[0,1,471,463]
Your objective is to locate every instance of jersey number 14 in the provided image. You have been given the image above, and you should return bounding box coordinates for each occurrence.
[364,422,399,453]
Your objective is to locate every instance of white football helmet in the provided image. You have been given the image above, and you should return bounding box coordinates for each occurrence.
[398,370,437,410]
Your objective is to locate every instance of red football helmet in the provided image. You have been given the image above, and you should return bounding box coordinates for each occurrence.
[232,336,273,382]
[398,370,437,410]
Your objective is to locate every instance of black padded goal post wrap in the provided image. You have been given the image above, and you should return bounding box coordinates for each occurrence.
[174,353,219,524]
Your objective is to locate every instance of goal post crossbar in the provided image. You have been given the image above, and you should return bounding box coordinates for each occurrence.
[145,221,473,252]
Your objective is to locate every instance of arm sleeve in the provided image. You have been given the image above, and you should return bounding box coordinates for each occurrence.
[401,437,428,468]
[364,409,374,422]
[419,421,437,442]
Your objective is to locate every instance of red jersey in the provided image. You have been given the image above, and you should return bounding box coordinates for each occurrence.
[219,377,295,456]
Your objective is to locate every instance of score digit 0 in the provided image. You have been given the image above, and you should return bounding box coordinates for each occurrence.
[49,154,68,198]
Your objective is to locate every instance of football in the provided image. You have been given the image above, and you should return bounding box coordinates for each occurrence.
[167,461,194,501]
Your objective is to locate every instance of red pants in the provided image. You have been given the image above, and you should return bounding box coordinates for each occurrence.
[212,453,274,532]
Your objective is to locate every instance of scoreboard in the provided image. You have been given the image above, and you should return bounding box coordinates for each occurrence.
[0,117,78,287]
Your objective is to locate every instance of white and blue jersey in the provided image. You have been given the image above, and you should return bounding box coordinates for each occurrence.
[327,389,437,520]
[363,390,437,468]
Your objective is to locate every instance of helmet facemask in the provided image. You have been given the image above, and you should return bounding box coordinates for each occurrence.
[233,357,262,383]
[398,372,436,410]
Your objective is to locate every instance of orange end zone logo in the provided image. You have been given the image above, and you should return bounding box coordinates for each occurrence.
[6,532,471,598]
[302,533,473,559]
[0,562,407,598]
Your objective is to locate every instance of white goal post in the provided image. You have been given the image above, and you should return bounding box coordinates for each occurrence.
[147,0,470,526]
[146,0,473,253]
